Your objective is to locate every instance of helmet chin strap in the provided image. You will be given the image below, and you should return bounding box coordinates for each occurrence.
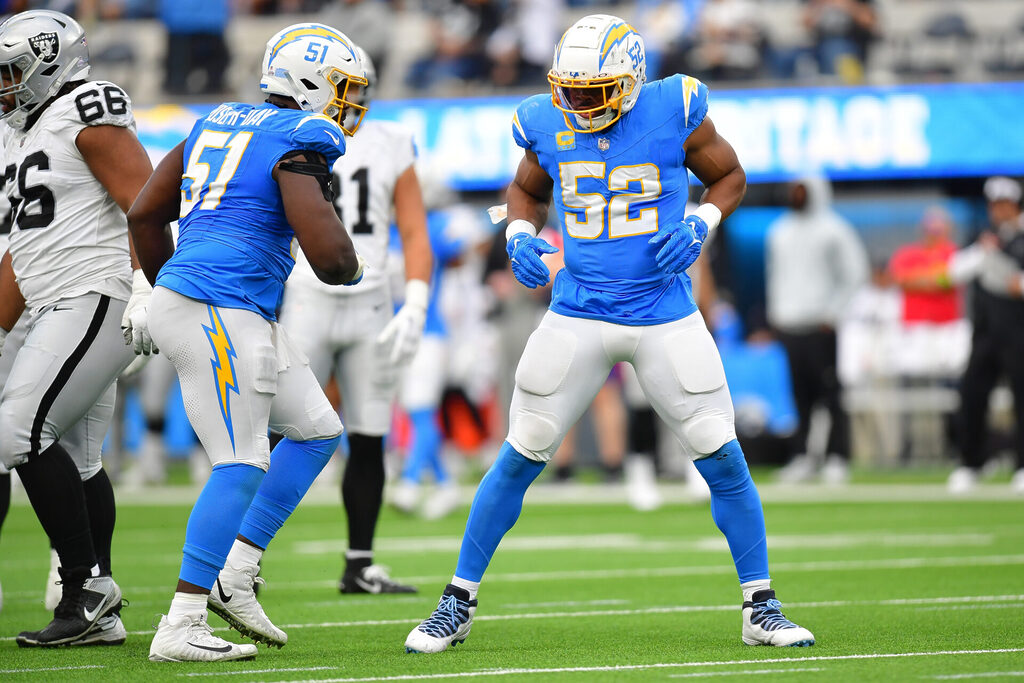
[574,108,615,132]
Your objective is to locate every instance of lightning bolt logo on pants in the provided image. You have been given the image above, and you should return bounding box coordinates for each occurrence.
[203,305,240,452]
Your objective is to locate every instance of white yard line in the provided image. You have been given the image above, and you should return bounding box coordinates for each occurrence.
[0,665,105,674]
[180,667,341,677]
[293,532,994,556]
[264,649,1024,683]
[932,673,1024,680]
[667,669,825,678]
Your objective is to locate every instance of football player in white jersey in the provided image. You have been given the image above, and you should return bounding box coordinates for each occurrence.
[279,46,432,594]
[0,10,156,647]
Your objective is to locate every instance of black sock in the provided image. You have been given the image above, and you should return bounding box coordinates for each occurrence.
[15,442,97,571]
[83,468,116,576]
[0,472,10,540]
[341,433,384,555]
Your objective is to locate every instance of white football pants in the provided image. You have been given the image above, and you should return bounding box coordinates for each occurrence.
[0,293,132,477]
[507,310,736,463]
[148,287,343,470]
[278,283,398,436]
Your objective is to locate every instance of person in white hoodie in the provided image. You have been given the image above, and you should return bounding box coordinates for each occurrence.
[766,176,869,484]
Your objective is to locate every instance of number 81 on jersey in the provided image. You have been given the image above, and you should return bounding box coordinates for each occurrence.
[559,162,662,240]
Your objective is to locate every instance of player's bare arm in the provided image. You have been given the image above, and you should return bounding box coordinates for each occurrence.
[0,249,25,333]
[276,151,361,285]
[127,140,182,285]
[78,123,155,271]
[506,150,554,230]
[394,164,432,283]
[683,116,747,218]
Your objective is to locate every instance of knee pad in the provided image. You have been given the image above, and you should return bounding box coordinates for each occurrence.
[508,408,559,462]
[682,412,734,456]
[515,327,576,398]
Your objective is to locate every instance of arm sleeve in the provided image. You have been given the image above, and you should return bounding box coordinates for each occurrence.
[289,114,346,167]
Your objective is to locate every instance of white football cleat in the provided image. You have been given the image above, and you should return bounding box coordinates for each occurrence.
[947,466,978,494]
[390,479,420,514]
[405,584,476,653]
[1011,469,1024,495]
[625,456,663,511]
[44,548,61,611]
[70,612,126,646]
[742,589,814,647]
[422,483,460,520]
[208,562,286,647]
[820,456,850,486]
[149,613,258,662]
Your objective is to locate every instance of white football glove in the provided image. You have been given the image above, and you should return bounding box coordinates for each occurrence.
[377,279,428,365]
[121,269,157,356]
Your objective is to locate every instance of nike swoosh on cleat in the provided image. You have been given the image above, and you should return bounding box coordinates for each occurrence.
[354,576,382,594]
[82,604,104,622]
[216,579,232,604]
[187,641,234,653]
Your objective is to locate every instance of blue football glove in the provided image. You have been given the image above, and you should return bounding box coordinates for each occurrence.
[506,232,559,289]
[648,215,709,275]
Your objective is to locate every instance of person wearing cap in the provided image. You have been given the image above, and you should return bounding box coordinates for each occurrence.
[947,176,1024,494]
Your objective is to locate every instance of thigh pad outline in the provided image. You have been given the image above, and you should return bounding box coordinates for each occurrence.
[515,327,577,397]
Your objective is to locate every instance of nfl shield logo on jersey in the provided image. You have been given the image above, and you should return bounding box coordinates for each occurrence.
[29,32,60,63]
[598,137,610,151]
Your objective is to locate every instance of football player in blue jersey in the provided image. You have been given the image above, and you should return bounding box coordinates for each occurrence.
[128,23,368,663]
[405,14,815,653]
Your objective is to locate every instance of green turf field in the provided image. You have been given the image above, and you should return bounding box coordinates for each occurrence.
[1,482,1023,681]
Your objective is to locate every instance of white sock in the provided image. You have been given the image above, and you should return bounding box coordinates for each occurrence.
[90,564,101,577]
[741,579,771,603]
[226,539,263,568]
[167,592,208,622]
[451,576,479,600]
[346,549,373,562]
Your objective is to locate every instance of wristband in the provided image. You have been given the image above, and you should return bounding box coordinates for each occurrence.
[131,267,152,294]
[505,219,539,242]
[692,203,723,233]
[404,279,429,310]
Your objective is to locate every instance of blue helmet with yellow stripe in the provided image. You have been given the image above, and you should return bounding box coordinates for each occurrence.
[260,22,368,135]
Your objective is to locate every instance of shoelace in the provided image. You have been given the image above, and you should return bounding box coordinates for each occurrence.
[185,614,221,644]
[750,598,799,632]
[419,594,466,637]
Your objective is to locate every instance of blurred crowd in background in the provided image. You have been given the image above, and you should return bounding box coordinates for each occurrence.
[0,0,1022,100]
[3,0,1022,511]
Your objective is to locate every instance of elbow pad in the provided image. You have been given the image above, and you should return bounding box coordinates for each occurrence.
[278,150,335,203]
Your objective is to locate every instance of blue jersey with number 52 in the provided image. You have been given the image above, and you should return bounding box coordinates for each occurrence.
[156,102,346,321]
[512,74,709,325]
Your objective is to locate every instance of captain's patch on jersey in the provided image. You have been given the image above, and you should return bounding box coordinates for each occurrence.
[29,32,59,63]
[556,131,575,151]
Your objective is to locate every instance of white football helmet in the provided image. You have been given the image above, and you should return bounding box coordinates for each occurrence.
[0,10,90,130]
[548,14,646,134]
[260,23,368,135]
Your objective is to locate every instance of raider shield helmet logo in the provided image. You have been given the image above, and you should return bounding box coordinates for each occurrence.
[29,32,60,63]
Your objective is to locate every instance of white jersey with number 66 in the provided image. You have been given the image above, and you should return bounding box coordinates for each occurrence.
[1,80,134,310]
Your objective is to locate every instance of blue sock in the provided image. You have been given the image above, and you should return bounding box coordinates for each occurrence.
[403,409,445,484]
[179,462,265,589]
[454,441,545,582]
[693,440,770,584]
[237,436,340,549]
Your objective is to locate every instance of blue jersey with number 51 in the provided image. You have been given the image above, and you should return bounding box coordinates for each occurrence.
[156,102,346,321]
[512,74,709,325]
